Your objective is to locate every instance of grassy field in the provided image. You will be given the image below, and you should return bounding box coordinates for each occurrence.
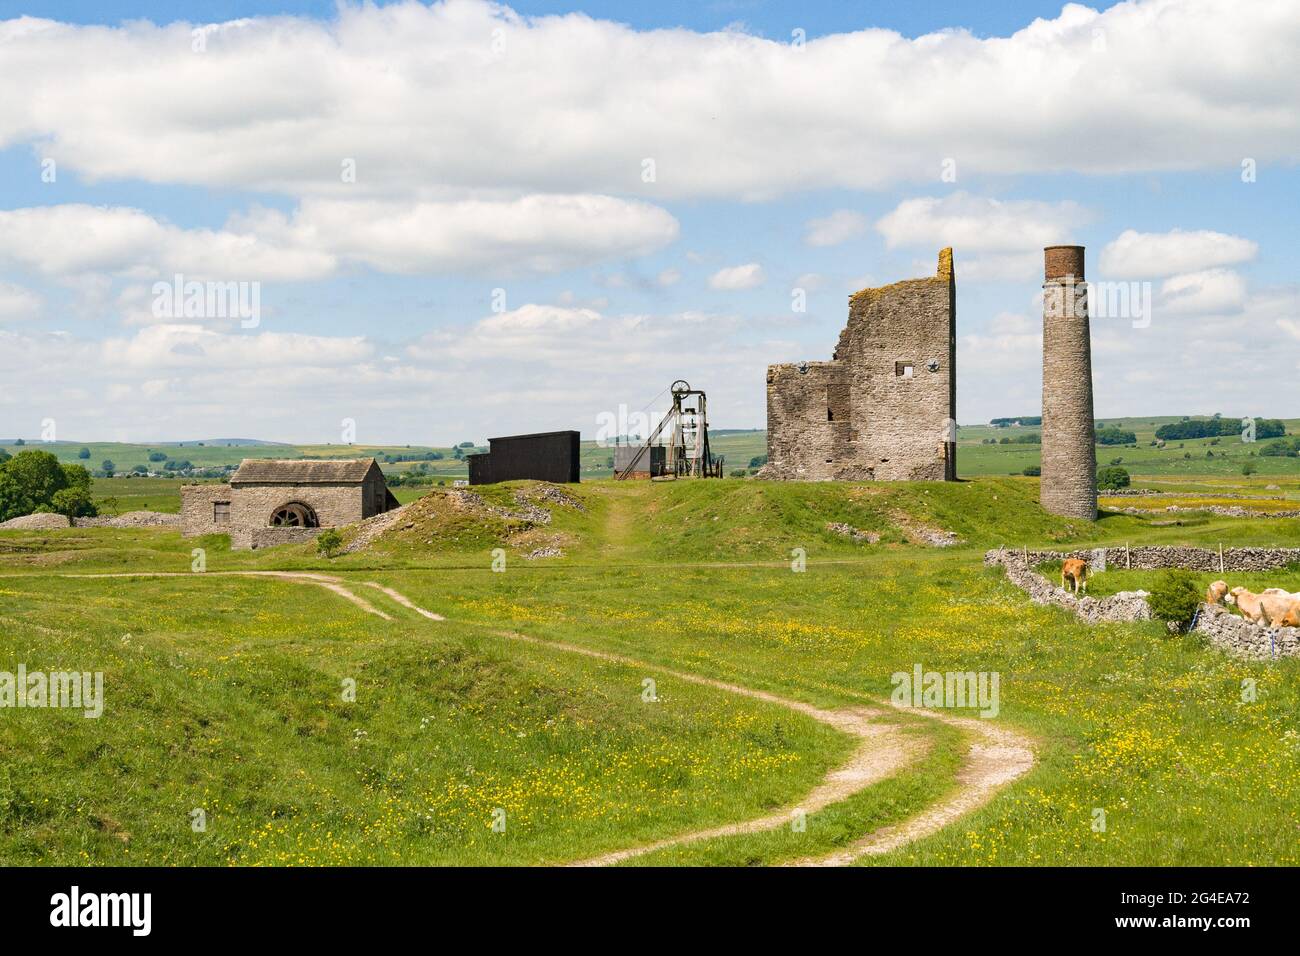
[4,471,1299,866]
[29,416,1297,519]
[956,415,1300,478]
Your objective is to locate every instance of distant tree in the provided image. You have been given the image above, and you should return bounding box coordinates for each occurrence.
[1095,427,1137,445]
[148,451,167,462]
[749,455,769,468]
[1022,465,1041,476]
[52,486,96,518]
[458,441,475,448]
[1260,438,1299,458]
[77,447,91,459]
[0,451,97,521]
[1254,419,1286,439]
[14,438,25,446]
[0,449,10,464]
[132,464,148,474]
[101,460,116,475]
[1097,466,1131,491]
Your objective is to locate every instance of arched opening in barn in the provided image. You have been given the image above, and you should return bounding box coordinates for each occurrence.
[268,502,319,528]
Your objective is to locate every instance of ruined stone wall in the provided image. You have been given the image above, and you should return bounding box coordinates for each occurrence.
[1040,245,1097,520]
[763,248,956,481]
[249,527,325,550]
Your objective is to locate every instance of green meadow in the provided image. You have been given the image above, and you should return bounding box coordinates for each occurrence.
[3,470,1298,866]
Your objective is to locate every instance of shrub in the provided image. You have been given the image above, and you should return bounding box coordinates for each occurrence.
[1096,466,1131,491]
[1022,465,1041,476]
[316,529,343,558]
[749,455,768,468]
[1148,570,1202,631]
[1260,438,1299,458]
[729,469,748,478]
[1242,461,1258,475]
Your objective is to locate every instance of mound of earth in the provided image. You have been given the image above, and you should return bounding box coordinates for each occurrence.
[340,482,581,555]
[0,512,71,530]
[73,511,181,528]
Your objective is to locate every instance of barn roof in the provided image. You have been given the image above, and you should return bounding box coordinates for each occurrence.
[230,458,379,484]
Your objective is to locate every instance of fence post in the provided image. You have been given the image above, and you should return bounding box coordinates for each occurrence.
[1126,542,1131,569]
[1219,543,1224,574]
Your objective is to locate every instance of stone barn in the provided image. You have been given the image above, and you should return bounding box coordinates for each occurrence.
[761,248,957,481]
[181,458,398,549]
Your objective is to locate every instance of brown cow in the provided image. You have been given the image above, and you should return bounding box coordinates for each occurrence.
[1205,580,1229,605]
[1282,601,1300,628]
[1229,587,1298,627]
[1061,558,1088,595]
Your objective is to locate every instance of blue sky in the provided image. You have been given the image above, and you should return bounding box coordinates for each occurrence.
[0,0,1296,444]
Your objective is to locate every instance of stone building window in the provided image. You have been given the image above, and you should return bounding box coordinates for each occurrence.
[213,501,230,524]
[895,362,914,378]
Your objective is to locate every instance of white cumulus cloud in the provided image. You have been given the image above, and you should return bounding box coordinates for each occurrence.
[804,210,867,247]
[0,0,1295,201]
[709,263,765,291]
[1099,229,1258,279]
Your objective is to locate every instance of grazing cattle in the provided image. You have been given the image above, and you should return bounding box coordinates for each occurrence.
[1205,580,1229,605]
[1282,601,1300,628]
[1262,589,1300,628]
[1228,587,1267,623]
[1061,558,1088,595]
[1229,587,1300,627]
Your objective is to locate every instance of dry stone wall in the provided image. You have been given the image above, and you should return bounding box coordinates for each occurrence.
[1193,604,1300,661]
[986,546,1300,659]
[984,549,1152,623]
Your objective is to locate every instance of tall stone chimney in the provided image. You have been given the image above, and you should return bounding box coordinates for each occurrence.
[1040,245,1097,520]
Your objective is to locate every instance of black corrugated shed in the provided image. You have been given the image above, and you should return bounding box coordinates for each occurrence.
[467,431,580,485]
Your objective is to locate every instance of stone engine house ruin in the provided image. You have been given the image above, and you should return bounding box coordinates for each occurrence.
[181,457,398,549]
[762,248,957,481]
